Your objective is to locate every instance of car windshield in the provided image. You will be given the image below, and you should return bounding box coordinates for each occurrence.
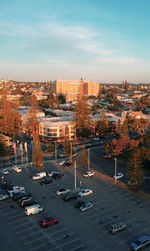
[135,240,141,245]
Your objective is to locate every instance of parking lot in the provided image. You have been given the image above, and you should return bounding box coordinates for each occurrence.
[1,161,150,251]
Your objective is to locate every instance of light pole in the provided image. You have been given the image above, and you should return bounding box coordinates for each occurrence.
[114,158,117,184]
[88,148,90,170]
[55,141,57,161]
[74,160,77,190]
[70,142,72,162]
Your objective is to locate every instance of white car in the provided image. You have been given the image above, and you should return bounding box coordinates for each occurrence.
[113,173,124,180]
[0,168,9,175]
[56,188,70,196]
[80,202,93,212]
[78,189,93,197]
[83,171,95,178]
[12,166,22,173]
[0,193,9,201]
[48,171,60,177]
[59,161,66,166]
[7,186,25,197]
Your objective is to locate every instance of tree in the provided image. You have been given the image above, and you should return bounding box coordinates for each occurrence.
[47,142,55,154]
[63,126,71,157]
[57,94,66,104]
[92,102,99,114]
[73,96,91,139]
[116,119,121,135]
[33,133,43,171]
[96,111,109,136]
[132,118,149,136]
[0,88,21,138]
[26,95,39,136]
[47,89,55,109]
[11,100,21,137]
[127,148,143,191]
[0,140,8,157]
[96,119,108,136]
[81,145,88,169]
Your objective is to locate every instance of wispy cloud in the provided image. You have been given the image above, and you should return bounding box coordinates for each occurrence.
[0,20,136,69]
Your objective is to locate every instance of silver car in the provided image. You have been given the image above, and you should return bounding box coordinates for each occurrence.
[130,236,150,251]
[80,202,93,212]
[109,222,126,234]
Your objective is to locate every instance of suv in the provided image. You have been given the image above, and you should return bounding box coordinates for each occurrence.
[109,222,126,234]
[130,236,150,251]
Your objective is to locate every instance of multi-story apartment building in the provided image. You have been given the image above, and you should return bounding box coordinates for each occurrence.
[38,117,75,141]
[52,78,99,102]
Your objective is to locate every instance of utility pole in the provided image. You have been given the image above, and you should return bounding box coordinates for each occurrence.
[88,148,90,170]
[70,142,72,162]
[74,160,76,191]
[55,141,57,161]
[114,158,117,184]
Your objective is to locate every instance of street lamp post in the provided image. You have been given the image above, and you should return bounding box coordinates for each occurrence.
[70,142,72,162]
[88,148,90,170]
[74,160,77,191]
[114,157,117,184]
[55,141,57,161]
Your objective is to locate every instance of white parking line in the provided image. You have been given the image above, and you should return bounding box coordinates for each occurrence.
[58,237,80,249]
[49,227,69,237]
[16,225,37,234]
[10,220,32,229]
[25,235,46,246]
[18,229,41,239]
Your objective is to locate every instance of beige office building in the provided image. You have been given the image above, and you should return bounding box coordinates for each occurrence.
[52,78,99,102]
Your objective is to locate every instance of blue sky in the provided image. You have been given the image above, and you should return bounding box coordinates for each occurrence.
[0,0,150,83]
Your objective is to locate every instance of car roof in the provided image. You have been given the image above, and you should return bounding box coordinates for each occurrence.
[138,236,150,242]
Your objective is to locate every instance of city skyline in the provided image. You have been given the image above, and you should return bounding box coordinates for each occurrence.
[0,0,150,83]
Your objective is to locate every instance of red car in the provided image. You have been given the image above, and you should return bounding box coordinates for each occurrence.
[103,153,112,159]
[40,217,59,227]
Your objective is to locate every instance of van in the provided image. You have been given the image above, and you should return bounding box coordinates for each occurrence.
[25,204,43,216]
[32,172,47,181]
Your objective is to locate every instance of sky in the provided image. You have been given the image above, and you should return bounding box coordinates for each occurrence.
[0,0,150,83]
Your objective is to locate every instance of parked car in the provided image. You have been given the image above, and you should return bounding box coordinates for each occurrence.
[80,202,93,212]
[78,189,93,197]
[7,186,25,197]
[0,193,9,201]
[103,153,112,159]
[18,196,32,204]
[0,168,9,175]
[1,182,13,191]
[12,166,22,173]
[40,178,52,185]
[56,188,70,196]
[40,217,59,227]
[48,171,60,177]
[13,192,32,201]
[25,204,43,216]
[130,236,150,251]
[113,173,124,180]
[83,171,95,178]
[62,193,77,202]
[31,172,47,181]
[59,161,72,167]
[53,173,64,179]
[21,199,37,208]
[109,222,126,234]
[59,161,66,167]
[74,200,85,208]
[20,197,33,207]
